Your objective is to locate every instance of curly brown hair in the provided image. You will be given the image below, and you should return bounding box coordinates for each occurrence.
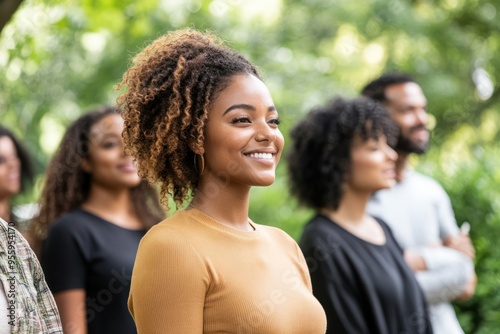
[287,97,397,210]
[33,106,164,242]
[116,28,260,209]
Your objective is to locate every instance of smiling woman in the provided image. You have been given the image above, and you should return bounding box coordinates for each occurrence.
[116,28,326,334]
[202,74,284,193]
[33,106,164,334]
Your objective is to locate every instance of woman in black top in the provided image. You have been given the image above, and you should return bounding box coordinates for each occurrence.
[287,97,433,334]
[34,107,164,334]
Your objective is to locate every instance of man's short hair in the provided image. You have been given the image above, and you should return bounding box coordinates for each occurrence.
[361,73,416,102]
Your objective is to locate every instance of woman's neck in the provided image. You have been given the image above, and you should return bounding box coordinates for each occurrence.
[321,188,386,245]
[192,174,251,231]
[322,190,368,226]
[81,184,142,229]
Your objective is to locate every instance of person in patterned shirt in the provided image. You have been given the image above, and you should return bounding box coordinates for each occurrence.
[0,217,62,333]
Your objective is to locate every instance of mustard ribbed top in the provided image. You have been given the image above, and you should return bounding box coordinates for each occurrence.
[128,208,327,333]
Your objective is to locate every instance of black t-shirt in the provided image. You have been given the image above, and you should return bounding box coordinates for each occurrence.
[42,208,146,334]
[300,214,433,334]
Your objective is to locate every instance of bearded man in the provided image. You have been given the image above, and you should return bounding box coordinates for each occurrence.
[362,73,476,334]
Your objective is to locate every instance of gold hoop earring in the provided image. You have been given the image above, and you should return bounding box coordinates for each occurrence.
[194,154,205,175]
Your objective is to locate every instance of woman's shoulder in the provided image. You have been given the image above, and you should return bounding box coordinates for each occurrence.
[47,208,105,239]
[136,211,210,271]
[139,210,198,246]
[49,209,88,229]
[299,214,351,257]
[259,224,296,244]
[301,214,342,239]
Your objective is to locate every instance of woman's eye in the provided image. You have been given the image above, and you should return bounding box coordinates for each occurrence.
[269,118,281,126]
[0,156,18,164]
[368,141,382,151]
[231,117,251,124]
[102,141,119,148]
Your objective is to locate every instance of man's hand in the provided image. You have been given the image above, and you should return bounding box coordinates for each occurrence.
[443,234,475,260]
[455,273,477,302]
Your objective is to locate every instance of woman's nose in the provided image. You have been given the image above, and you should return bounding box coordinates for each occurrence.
[385,145,398,161]
[255,123,276,142]
[4,155,20,168]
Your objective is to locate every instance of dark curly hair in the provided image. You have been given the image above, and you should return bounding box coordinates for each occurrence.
[34,106,164,241]
[0,125,34,194]
[287,97,396,211]
[116,28,260,209]
[361,72,416,102]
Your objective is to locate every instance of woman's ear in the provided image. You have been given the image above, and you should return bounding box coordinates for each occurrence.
[188,140,204,156]
[80,158,92,173]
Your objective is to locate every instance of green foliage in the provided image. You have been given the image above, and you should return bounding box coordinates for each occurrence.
[2,0,500,331]
[419,144,500,333]
[250,167,315,241]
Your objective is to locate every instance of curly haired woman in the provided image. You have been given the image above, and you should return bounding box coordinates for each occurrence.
[116,28,327,333]
[287,97,433,334]
[34,106,164,334]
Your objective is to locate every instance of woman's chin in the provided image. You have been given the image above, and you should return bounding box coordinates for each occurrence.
[252,175,276,187]
[379,180,396,190]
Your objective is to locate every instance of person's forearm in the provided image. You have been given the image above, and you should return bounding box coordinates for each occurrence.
[54,290,87,334]
[454,273,477,302]
[443,233,475,259]
[404,251,427,272]
[414,247,474,304]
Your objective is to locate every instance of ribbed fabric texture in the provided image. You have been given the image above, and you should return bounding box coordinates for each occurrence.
[129,208,327,333]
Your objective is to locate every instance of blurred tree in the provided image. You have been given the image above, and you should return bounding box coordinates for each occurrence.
[421,146,500,333]
[0,0,23,33]
[1,0,499,157]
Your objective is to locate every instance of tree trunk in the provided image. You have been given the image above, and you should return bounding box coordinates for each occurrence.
[0,0,24,34]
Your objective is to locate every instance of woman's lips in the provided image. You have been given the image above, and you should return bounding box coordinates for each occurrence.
[118,163,137,172]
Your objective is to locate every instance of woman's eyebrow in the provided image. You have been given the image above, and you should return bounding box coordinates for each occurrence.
[223,104,276,115]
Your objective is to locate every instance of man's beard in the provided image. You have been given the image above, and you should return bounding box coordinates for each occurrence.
[395,126,430,155]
